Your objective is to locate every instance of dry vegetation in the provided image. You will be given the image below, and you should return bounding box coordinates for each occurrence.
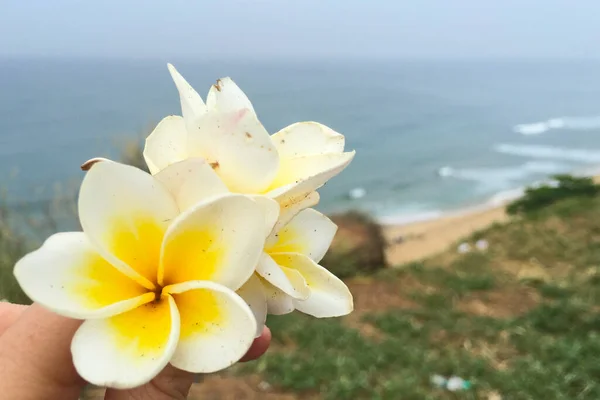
[321,211,387,278]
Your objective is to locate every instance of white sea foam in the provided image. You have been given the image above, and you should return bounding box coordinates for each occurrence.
[379,179,552,227]
[437,161,569,190]
[378,203,445,225]
[348,187,367,199]
[437,166,454,177]
[380,161,578,227]
[514,122,550,135]
[379,209,445,226]
[495,144,600,163]
[513,116,600,135]
[379,144,600,228]
[485,187,526,206]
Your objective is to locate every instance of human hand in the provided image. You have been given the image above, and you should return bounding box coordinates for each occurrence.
[0,302,270,399]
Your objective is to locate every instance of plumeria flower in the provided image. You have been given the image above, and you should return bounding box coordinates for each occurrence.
[13,160,275,388]
[256,208,353,321]
[222,207,354,334]
[143,64,355,229]
[148,157,279,336]
[152,159,353,333]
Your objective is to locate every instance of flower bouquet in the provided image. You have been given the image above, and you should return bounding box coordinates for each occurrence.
[13,64,355,388]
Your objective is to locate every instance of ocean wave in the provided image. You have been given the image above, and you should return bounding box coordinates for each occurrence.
[379,180,556,227]
[380,160,593,227]
[495,144,600,163]
[377,202,444,225]
[348,187,367,199]
[513,116,600,135]
[485,187,526,206]
[378,209,445,226]
[437,161,570,189]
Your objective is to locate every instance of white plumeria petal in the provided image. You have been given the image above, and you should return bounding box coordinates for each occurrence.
[269,191,320,244]
[248,195,280,239]
[266,152,355,207]
[256,253,309,300]
[79,161,179,289]
[164,280,257,373]
[261,278,295,315]
[271,121,345,158]
[236,274,267,338]
[273,253,353,318]
[143,115,189,175]
[268,208,337,263]
[154,158,228,212]
[159,194,265,291]
[72,295,180,389]
[14,232,153,319]
[167,63,207,121]
[187,109,279,193]
[206,77,256,115]
[269,151,356,190]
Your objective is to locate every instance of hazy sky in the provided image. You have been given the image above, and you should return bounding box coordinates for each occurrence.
[1,0,599,60]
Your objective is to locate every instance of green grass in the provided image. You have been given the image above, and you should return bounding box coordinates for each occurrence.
[0,206,30,303]
[241,196,600,399]
[4,172,600,398]
[506,174,600,216]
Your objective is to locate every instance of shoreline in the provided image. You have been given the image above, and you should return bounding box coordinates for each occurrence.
[383,204,508,265]
[383,173,600,266]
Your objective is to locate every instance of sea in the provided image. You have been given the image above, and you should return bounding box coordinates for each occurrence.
[2,57,600,225]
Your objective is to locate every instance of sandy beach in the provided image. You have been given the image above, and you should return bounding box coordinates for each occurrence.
[383,205,508,265]
[383,173,600,266]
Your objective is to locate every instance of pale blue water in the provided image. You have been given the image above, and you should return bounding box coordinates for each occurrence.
[3,58,600,223]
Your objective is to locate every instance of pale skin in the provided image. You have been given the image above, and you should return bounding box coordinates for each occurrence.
[0,302,271,400]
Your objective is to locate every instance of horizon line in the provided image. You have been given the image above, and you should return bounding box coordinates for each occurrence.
[2,54,600,63]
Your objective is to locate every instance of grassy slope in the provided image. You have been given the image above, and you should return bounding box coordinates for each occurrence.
[238,196,600,399]
[5,191,600,399]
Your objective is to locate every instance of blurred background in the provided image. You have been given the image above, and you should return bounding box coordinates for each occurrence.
[2,1,600,398]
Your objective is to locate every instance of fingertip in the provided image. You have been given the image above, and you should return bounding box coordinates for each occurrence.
[261,325,272,343]
[240,325,271,362]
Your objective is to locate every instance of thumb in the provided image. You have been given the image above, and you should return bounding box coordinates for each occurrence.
[0,302,27,335]
[0,303,85,400]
